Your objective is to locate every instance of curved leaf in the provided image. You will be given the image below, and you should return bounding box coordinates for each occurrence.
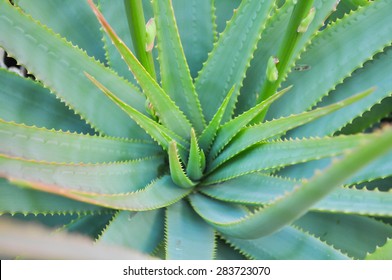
[0,154,164,194]
[0,120,161,163]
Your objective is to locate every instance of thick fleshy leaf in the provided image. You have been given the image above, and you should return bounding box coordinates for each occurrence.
[193,128,392,238]
[186,129,204,181]
[198,86,235,153]
[0,154,164,194]
[62,213,114,239]
[224,226,350,260]
[98,210,164,254]
[289,47,392,137]
[168,141,196,189]
[0,120,161,163]
[295,212,392,259]
[0,217,153,259]
[0,69,93,134]
[209,88,375,171]
[206,133,377,184]
[85,73,188,154]
[0,0,148,139]
[201,173,392,217]
[153,0,205,133]
[3,175,190,211]
[166,200,215,260]
[0,178,102,215]
[88,0,192,139]
[267,0,392,120]
[195,0,275,122]
[172,0,214,78]
[14,0,105,62]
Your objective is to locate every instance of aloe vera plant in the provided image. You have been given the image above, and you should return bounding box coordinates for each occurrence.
[0,0,392,260]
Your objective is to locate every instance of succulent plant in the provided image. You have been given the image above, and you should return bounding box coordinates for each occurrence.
[0,0,392,260]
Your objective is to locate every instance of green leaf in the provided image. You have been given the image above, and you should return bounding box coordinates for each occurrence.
[0,178,102,215]
[267,0,392,120]
[206,133,376,184]
[0,69,93,134]
[202,173,392,217]
[85,73,188,153]
[186,129,204,181]
[166,200,215,260]
[296,212,392,259]
[168,141,196,189]
[0,120,161,163]
[0,154,164,194]
[153,0,205,133]
[195,127,392,238]
[289,47,392,137]
[14,0,105,62]
[98,210,164,254]
[224,226,350,260]
[198,86,235,153]
[88,0,192,139]
[62,213,114,239]
[172,0,214,78]
[4,175,191,211]
[366,239,392,260]
[210,87,375,171]
[0,217,153,259]
[0,0,148,139]
[209,85,291,159]
[195,0,275,122]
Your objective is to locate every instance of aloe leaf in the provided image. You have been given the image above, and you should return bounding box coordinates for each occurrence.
[0,178,102,215]
[14,0,105,62]
[195,0,275,122]
[98,210,164,254]
[198,86,235,153]
[224,226,349,260]
[267,0,392,120]
[186,129,204,181]
[209,86,291,159]
[172,0,214,78]
[238,0,338,114]
[166,200,215,260]
[168,141,196,189]
[195,128,392,238]
[0,120,161,163]
[296,212,392,260]
[210,88,375,171]
[202,173,392,217]
[0,0,148,139]
[366,239,392,260]
[0,69,93,134]
[0,217,153,259]
[4,175,190,211]
[86,73,188,153]
[289,47,392,138]
[0,154,164,194]
[206,133,376,184]
[88,0,192,139]
[153,0,205,133]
